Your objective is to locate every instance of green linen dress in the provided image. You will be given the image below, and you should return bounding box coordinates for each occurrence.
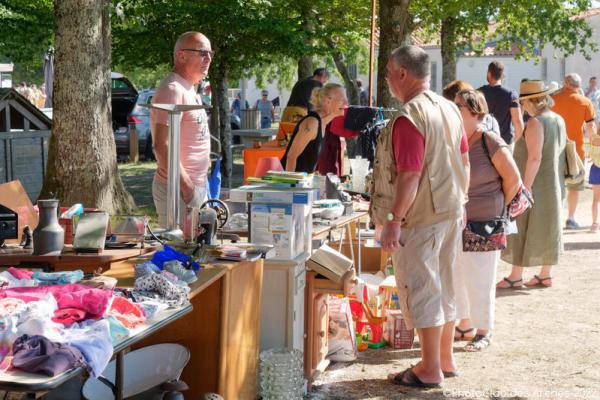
[501,111,567,267]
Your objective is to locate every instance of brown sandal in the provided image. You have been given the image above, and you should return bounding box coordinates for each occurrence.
[496,277,523,289]
[524,275,552,288]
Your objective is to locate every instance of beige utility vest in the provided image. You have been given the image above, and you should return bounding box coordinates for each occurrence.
[370,90,468,228]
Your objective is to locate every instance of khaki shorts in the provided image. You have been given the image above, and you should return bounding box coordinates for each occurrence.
[392,218,461,330]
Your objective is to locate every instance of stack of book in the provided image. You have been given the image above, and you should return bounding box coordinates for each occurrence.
[247,170,311,188]
[208,245,247,261]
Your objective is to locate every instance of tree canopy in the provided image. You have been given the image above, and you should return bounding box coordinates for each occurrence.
[414,0,596,86]
[0,0,53,83]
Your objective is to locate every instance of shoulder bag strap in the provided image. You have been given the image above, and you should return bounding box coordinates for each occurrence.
[481,131,510,220]
[480,130,492,162]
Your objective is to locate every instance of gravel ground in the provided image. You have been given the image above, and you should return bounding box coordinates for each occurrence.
[309,186,600,400]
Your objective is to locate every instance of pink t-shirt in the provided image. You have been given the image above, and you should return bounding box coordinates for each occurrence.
[151,72,210,188]
[392,117,468,172]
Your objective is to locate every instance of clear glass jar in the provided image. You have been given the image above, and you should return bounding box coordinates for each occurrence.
[259,348,304,399]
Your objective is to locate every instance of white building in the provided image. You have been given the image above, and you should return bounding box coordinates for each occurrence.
[425,8,600,93]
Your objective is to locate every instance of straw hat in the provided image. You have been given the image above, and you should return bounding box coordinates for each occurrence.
[519,80,559,100]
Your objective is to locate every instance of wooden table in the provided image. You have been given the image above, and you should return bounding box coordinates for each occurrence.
[106,257,264,399]
[234,128,278,147]
[0,244,157,273]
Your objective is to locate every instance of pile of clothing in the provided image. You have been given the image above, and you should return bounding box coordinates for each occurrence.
[0,249,196,379]
[317,106,385,176]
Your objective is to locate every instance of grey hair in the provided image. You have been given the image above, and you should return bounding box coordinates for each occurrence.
[389,45,431,80]
[173,32,208,61]
[565,73,582,88]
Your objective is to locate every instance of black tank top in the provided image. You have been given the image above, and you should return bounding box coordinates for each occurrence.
[281,112,323,173]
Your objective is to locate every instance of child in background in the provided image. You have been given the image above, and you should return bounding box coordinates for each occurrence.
[590,133,600,232]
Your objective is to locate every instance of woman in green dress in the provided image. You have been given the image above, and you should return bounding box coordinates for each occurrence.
[497,80,566,289]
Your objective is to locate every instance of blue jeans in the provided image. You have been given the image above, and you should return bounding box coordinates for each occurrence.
[261,117,272,129]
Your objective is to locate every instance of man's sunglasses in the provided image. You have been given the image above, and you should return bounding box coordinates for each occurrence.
[181,48,213,58]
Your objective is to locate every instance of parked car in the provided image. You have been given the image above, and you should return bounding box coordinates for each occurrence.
[114,86,155,161]
[111,72,155,161]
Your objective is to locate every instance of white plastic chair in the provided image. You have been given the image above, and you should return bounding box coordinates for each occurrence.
[82,343,190,400]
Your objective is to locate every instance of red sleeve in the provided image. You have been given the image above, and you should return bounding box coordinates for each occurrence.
[460,129,469,154]
[392,117,425,172]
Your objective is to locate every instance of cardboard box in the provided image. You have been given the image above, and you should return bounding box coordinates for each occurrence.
[250,202,312,260]
[230,185,313,205]
[384,309,414,349]
[233,186,314,260]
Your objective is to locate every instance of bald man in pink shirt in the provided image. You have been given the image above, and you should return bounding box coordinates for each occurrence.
[151,32,213,227]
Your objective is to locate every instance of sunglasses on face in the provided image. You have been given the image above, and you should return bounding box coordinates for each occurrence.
[181,48,213,59]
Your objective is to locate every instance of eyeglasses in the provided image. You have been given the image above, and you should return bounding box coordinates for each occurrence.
[262,93,268,96]
[181,48,213,59]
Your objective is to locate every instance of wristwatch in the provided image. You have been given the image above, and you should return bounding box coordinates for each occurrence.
[387,212,405,223]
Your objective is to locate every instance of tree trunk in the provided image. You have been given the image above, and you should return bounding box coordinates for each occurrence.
[41,0,134,213]
[297,5,314,80]
[440,17,458,88]
[210,63,232,188]
[326,38,360,105]
[298,55,313,81]
[377,0,414,108]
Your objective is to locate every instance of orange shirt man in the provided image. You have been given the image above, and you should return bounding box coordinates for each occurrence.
[552,77,595,160]
[552,73,596,229]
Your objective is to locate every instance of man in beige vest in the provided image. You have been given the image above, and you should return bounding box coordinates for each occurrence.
[371,45,469,388]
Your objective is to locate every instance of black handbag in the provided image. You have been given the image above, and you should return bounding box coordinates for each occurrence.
[462,132,508,252]
[462,218,507,252]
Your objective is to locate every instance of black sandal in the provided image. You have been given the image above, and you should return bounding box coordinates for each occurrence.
[388,368,441,388]
[496,277,523,289]
[454,326,475,341]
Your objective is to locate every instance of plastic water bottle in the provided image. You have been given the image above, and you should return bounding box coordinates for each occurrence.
[60,203,83,218]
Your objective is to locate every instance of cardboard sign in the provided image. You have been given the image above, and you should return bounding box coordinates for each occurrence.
[0,180,38,242]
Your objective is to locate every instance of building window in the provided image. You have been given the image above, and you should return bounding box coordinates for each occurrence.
[431,62,437,93]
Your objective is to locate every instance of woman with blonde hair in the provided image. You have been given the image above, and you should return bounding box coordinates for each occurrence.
[453,89,521,350]
[281,83,347,172]
[497,80,566,289]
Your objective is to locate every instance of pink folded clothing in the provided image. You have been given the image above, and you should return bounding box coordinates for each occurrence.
[52,308,87,326]
[0,284,112,319]
[7,267,33,280]
[107,296,145,328]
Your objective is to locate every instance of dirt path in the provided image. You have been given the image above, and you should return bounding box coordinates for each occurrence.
[309,185,600,400]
